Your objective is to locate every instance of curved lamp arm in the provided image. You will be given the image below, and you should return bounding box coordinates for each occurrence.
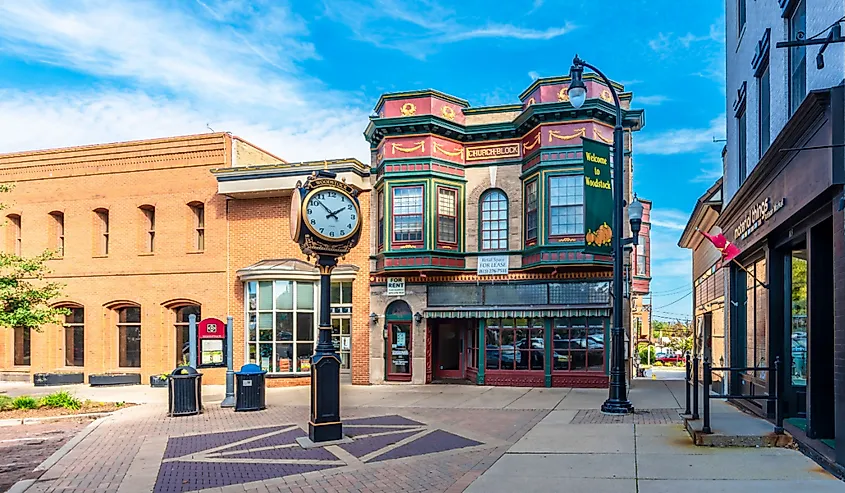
[572,55,623,129]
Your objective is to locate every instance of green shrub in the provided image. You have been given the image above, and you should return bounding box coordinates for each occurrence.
[0,395,13,411]
[12,396,39,410]
[39,391,81,410]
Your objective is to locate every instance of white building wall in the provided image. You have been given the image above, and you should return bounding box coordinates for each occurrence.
[724,0,845,204]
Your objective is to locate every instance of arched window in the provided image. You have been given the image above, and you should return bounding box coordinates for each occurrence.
[174,305,201,367]
[480,190,508,251]
[116,305,141,368]
[94,208,109,256]
[61,305,85,367]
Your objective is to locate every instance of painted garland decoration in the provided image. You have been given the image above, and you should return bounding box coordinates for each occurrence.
[400,102,417,116]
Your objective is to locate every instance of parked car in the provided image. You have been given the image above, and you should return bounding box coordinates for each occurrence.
[656,354,685,364]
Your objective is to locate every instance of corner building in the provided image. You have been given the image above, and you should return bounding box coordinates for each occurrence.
[0,133,372,387]
[366,76,645,387]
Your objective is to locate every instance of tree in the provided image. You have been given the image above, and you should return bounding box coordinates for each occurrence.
[667,335,693,354]
[0,185,68,331]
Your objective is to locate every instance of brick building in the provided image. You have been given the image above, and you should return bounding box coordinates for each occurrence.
[366,76,648,387]
[0,133,372,387]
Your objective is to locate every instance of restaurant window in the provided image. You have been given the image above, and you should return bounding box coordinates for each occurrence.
[174,305,201,367]
[140,205,155,253]
[553,317,605,372]
[117,306,141,368]
[94,208,109,256]
[788,0,806,116]
[14,327,30,366]
[525,180,538,242]
[743,258,768,378]
[246,280,316,374]
[485,318,544,371]
[549,175,583,236]
[377,190,384,250]
[50,211,65,257]
[480,189,508,251]
[757,61,771,158]
[7,214,21,256]
[467,328,479,369]
[737,106,747,184]
[64,307,84,367]
[437,187,458,245]
[392,186,423,245]
[189,202,205,251]
[331,281,353,370]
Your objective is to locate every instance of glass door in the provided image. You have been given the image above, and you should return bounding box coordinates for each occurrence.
[387,323,412,381]
[789,245,808,417]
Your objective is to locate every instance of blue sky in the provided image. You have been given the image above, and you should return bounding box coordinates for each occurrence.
[0,0,726,320]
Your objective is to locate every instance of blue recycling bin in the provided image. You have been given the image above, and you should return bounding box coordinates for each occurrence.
[235,364,266,411]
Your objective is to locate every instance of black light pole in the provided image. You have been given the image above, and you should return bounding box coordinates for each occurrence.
[569,55,643,414]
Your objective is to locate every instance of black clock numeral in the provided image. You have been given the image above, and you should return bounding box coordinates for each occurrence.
[307,208,313,215]
[346,224,352,229]
[340,230,346,235]
[310,219,316,225]
[328,191,337,198]
[329,231,335,237]
[350,215,356,221]
[347,204,352,210]
[320,228,324,233]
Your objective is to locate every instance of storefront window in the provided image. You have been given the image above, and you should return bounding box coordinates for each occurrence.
[552,318,605,372]
[743,258,768,379]
[467,328,479,369]
[485,318,544,371]
[331,281,353,370]
[790,248,807,386]
[246,280,315,373]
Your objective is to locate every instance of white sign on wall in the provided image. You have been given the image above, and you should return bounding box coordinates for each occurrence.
[477,255,509,275]
[386,277,406,296]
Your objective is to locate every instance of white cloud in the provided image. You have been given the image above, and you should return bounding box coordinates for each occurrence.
[635,95,671,106]
[0,1,372,161]
[650,208,691,232]
[691,156,724,184]
[528,71,541,80]
[636,114,726,155]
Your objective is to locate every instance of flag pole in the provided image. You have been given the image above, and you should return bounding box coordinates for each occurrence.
[726,257,769,290]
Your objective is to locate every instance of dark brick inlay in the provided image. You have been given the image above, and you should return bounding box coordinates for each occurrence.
[571,408,682,424]
[162,426,291,459]
[345,415,423,426]
[369,430,482,462]
[153,461,337,493]
[344,425,416,437]
[221,444,336,461]
[339,430,420,458]
[226,428,306,452]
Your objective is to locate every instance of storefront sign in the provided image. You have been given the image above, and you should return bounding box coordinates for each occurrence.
[197,317,226,367]
[465,142,520,161]
[582,138,613,255]
[733,197,786,241]
[386,277,406,296]
[477,255,509,275]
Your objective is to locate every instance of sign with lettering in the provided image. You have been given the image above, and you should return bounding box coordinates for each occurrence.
[477,255,509,275]
[582,137,613,255]
[465,142,521,161]
[197,317,226,368]
[733,197,785,242]
[198,318,225,339]
[386,277,406,296]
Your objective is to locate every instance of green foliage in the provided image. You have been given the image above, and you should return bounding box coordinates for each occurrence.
[639,346,656,365]
[667,336,693,354]
[0,394,12,411]
[0,250,69,331]
[11,395,39,410]
[39,391,81,410]
[115,401,125,408]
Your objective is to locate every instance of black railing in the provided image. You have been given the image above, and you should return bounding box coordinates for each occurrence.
[701,356,783,435]
[684,353,700,419]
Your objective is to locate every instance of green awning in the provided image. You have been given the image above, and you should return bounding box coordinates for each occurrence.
[424,308,610,319]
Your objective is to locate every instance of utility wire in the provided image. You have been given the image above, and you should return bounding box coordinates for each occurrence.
[650,284,694,296]
[807,16,845,40]
[653,291,692,310]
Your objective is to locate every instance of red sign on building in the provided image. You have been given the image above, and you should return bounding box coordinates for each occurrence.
[198,318,226,339]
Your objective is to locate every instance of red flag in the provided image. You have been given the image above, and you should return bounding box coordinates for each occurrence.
[700,231,741,266]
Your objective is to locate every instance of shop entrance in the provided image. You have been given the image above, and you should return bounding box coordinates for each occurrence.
[385,300,413,382]
[433,321,465,380]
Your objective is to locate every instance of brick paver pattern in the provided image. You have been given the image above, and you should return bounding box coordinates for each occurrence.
[571,408,683,424]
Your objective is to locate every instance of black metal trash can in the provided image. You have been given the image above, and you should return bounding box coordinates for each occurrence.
[168,366,203,417]
[235,364,266,412]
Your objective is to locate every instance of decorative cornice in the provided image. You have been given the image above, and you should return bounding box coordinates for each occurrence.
[373,89,470,112]
[518,73,625,101]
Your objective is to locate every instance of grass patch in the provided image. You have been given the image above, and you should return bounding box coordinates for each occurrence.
[39,391,82,410]
[12,396,39,410]
[0,394,13,411]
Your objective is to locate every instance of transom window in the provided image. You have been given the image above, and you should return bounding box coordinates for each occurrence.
[117,306,141,368]
[392,186,423,244]
[481,190,508,251]
[549,175,584,236]
[525,181,538,242]
[553,317,605,372]
[64,308,84,367]
[485,318,544,371]
[246,280,316,373]
[437,187,458,245]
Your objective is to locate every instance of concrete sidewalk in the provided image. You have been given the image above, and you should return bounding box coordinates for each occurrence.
[466,380,844,493]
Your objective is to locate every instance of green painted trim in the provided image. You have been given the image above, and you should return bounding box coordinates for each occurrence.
[544,318,552,387]
[373,89,470,112]
[477,319,486,384]
[385,179,428,251]
[463,104,523,115]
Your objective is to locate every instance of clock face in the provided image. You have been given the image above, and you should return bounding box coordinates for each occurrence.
[303,188,360,241]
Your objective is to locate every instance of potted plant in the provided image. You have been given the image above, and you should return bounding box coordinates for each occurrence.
[33,371,85,387]
[150,373,169,388]
[89,373,141,386]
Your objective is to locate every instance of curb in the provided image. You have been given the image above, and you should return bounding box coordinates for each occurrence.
[6,479,35,493]
[0,411,113,427]
[34,417,105,472]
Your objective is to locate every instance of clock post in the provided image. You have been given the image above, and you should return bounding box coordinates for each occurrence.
[290,171,362,444]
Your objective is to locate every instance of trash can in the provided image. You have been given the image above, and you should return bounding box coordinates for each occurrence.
[168,366,203,417]
[235,364,266,412]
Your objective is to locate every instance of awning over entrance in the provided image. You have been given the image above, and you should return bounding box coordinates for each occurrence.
[424,307,611,319]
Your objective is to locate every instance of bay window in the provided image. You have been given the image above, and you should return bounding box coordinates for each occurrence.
[549,175,584,236]
[392,186,423,245]
[525,181,538,243]
[437,187,458,246]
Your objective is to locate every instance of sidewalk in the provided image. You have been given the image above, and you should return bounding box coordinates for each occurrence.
[466,380,844,493]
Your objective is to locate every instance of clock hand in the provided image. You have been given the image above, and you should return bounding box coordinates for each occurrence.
[328,207,346,219]
[318,201,333,215]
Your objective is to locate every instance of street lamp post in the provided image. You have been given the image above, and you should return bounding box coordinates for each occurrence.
[569,55,644,414]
